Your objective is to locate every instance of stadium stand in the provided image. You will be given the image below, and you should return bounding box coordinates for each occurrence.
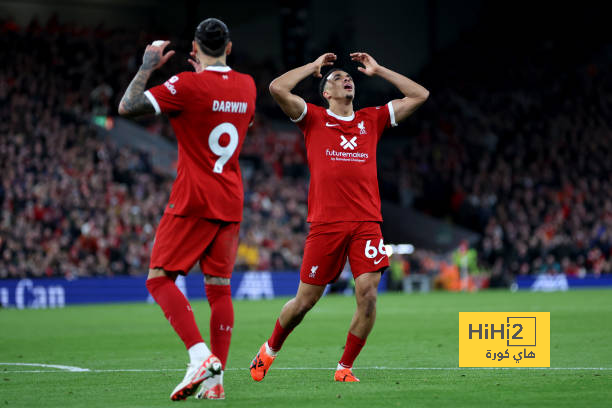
[383,34,612,282]
[1,16,610,283]
[0,17,308,277]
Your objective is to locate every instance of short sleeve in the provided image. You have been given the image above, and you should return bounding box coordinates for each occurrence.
[370,103,393,138]
[292,102,313,133]
[248,75,257,126]
[145,72,193,115]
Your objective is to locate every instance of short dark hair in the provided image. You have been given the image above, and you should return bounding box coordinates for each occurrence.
[195,18,230,58]
[318,67,346,107]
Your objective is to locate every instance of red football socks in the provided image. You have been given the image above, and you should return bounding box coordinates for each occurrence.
[205,284,234,369]
[268,318,294,352]
[146,276,203,349]
[338,332,367,368]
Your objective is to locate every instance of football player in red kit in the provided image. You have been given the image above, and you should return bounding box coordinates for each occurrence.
[250,52,428,382]
[118,18,255,400]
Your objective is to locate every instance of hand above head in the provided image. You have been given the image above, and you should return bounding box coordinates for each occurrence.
[350,52,380,76]
[312,53,337,78]
[141,40,175,71]
[352,51,429,124]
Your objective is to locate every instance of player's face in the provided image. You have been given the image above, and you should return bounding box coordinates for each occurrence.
[324,71,355,102]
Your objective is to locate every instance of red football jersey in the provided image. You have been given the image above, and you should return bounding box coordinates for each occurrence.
[145,66,256,221]
[294,102,397,222]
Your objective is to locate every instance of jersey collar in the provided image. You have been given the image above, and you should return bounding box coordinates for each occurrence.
[204,66,232,72]
[326,109,354,121]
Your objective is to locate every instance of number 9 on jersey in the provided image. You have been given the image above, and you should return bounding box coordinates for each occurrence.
[208,122,239,173]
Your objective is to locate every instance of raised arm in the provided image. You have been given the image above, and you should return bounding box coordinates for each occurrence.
[269,53,336,120]
[350,52,429,123]
[118,41,175,118]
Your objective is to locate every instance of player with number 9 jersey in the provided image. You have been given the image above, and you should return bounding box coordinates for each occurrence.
[145,66,255,277]
[145,67,255,221]
[118,18,255,401]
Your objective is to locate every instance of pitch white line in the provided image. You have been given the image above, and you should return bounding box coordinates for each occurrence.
[245,367,611,371]
[3,369,183,373]
[0,363,90,372]
[3,366,611,373]
[366,367,612,371]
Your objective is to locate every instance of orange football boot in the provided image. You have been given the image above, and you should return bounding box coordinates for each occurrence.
[334,367,360,382]
[250,342,276,381]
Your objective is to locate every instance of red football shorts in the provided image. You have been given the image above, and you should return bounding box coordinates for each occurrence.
[149,214,240,278]
[300,221,389,286]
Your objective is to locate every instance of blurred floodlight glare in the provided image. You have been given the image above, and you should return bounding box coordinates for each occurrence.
[387,244,414,255]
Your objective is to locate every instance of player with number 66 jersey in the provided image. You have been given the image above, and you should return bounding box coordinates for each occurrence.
[249,51,428,384]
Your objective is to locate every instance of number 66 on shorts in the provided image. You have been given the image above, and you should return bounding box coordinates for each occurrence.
[299,222,390,286]
[364,239,387,259]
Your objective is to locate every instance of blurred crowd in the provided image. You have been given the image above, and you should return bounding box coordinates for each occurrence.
[0,17,308,278]
[1,17,610,282]
[238,124,308,272]
[384,36,612,281]
[0,16,171,277]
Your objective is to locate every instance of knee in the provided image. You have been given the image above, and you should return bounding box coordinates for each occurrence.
[147,268,166,279]
[357,289,378,317]
[294,296,318,316]
[204,275,230,285]
[147,268,177,281]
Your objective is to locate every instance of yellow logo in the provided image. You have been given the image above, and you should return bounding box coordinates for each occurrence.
[459,312,550,367]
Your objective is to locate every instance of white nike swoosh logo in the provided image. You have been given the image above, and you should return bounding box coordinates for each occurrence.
[325,122,340,127]
[374,257,385,265]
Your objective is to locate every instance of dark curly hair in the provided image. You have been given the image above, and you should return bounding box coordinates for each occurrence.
[195,18,230,58]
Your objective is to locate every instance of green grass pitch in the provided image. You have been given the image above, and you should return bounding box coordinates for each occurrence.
[1,289,611,407]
